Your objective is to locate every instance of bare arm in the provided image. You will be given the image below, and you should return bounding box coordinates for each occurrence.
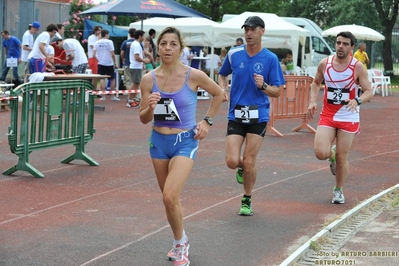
[353,62,373,103]
[39,43,48,59]
[307,58,326,120]
[139,72,158,124]
[134,53,150,64]
[217,74,230,102]
[110,51,116,67]
[253,73,281,98]
[120,50,125,65]
[189,68,224,139]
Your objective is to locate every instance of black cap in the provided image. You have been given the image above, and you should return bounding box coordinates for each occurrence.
[241,16,265,29]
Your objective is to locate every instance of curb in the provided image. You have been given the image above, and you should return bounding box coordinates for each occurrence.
[279,183,399,266]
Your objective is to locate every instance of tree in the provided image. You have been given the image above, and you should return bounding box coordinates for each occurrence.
[373,0,399,72]
[64,0,101,47]
[177,0,281,22]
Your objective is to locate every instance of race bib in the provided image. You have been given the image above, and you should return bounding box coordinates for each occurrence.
[234,105,259,124]
[6,58,17,67]
[327,87,350,105]
[153,98,181,122]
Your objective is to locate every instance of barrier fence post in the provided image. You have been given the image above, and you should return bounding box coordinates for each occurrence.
[3,80,98,178]
[268,75,316,137]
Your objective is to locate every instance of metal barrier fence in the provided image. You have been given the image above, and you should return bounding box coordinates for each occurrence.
[3,79,98,178]
[268,75,316,137]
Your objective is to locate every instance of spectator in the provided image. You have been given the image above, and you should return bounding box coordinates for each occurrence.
[27,23,58,73]
[53,23,65,40]
[281,52,295,75]
[204,52,222,72]
[54,37,88,73]
[21,21,40,81]
[120,28,136,107]
[143,36,155,73]
[88,25,102,88]
[353,42,369,70]
[179,46,193,66]
[0,30,22,85]
[128,30,151,108]
[92,29,120,101]
[149,28,157,68]
[219,48,227,64]
[235,37,244,46]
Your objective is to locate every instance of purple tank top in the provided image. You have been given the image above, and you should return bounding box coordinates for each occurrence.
[152,68,197,129]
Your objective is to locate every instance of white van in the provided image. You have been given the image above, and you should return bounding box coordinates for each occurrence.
[281,17,334,66]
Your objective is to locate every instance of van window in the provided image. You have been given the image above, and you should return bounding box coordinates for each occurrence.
[312,36,331,55]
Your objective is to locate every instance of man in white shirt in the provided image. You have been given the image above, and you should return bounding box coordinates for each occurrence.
[53,24,65,40]
[205,53,222,72]
[54,37,88,73]
[21,21,40,81]
[21,21,40,63]
[128,30,150,108]
[179,47,193,66]
[88,26,102,88]
[88,26,102,74]
[92,29,119,101]
[27,23,58,73]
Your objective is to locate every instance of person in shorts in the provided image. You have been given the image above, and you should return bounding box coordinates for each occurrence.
[306,31,373,204]
[139,26,224,266]
[129,30,151,108]
[218,16,284,216]
[120,28,136,107]
[92,29,119,101]
[88,26,102,88]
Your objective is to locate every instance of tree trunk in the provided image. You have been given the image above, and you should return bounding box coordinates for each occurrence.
[383,29,393,72]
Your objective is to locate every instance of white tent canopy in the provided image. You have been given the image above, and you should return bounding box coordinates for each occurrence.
[213,12,312,69]
[129,17,219,47]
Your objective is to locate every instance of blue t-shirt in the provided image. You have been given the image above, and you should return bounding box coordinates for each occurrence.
[218,45,285,123]
[3,36,21,58]
[120,38,134,66]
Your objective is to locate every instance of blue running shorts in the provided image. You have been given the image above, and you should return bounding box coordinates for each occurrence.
[149,129,199,160]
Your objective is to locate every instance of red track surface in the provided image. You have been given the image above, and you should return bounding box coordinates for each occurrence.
[0,91,398,266]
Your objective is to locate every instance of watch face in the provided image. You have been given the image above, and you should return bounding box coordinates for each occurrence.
[204,117,213,125]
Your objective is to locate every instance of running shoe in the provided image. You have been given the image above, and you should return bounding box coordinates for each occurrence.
[332,189,345,204]
[239,197,253,216]
[99,96,106,101]
[111,95,120,101]
[130,99,140,108]
[169,242,190,266]
[329,144,336,176]
[167,238,190,261]
[236,167,243,184]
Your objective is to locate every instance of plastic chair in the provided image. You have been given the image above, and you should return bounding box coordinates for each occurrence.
[369,69,391,96]
[295,66,304,76]
[305,66,317,78]
[367,71,382,95]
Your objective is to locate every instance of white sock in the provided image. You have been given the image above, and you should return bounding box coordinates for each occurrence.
[173,230,187,246]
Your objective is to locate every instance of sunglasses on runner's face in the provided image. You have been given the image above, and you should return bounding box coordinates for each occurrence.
[336,41,350,46]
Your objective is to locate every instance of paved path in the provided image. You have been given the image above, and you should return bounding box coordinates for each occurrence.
[0,91,398,266]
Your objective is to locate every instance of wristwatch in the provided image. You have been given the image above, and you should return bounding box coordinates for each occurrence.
[260,82,268,91]
[203,116,213,126]
[355,97,362,105]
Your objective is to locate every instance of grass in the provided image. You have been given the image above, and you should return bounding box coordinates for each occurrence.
[390,75,399,92]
